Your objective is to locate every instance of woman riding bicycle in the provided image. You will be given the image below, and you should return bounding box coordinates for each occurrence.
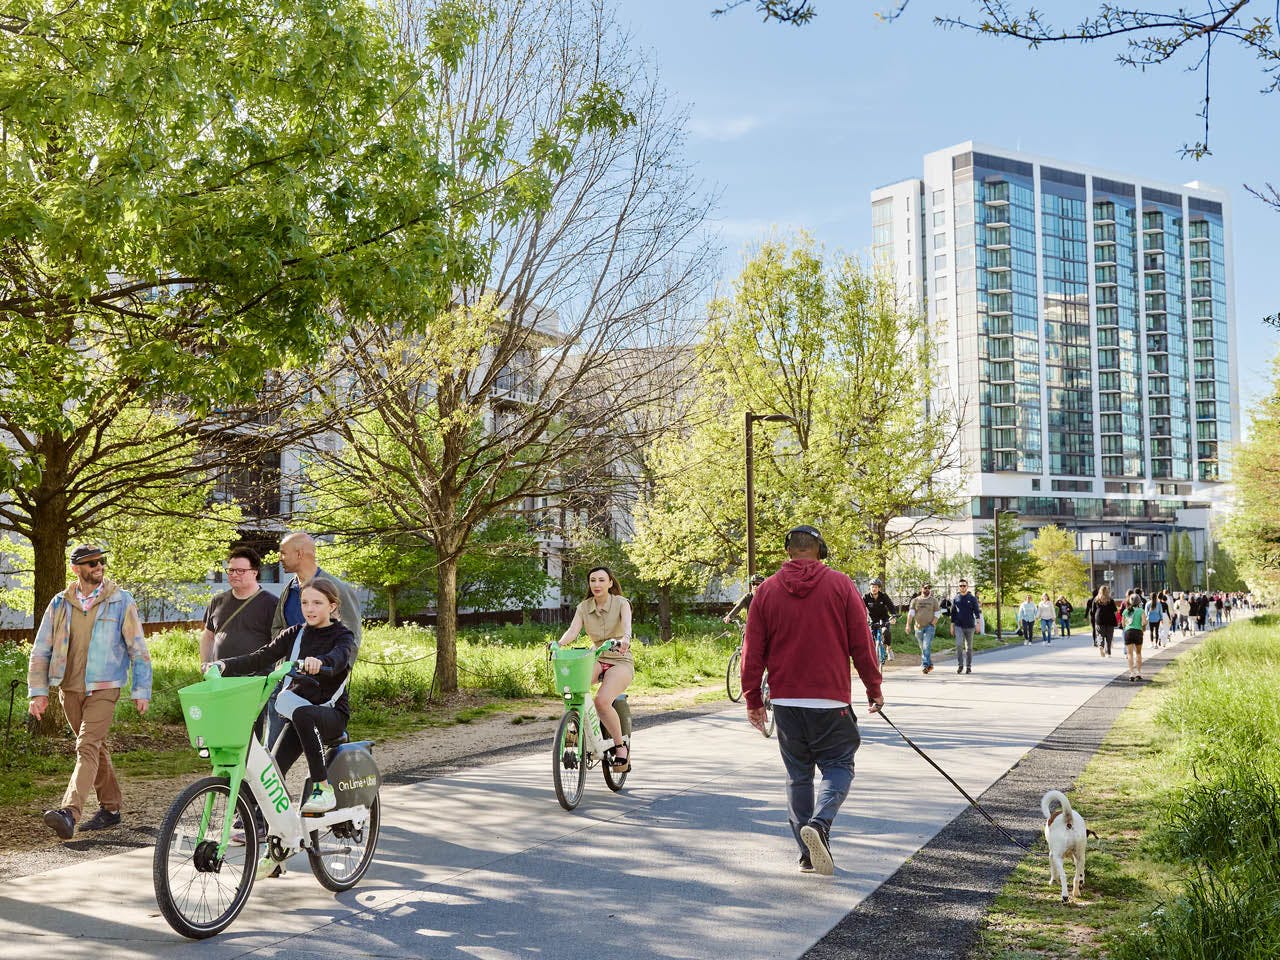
[557,567,633,772]
[724,574,766,624]
[207,578,357,815]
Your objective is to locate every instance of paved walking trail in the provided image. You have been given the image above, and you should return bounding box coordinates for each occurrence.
[0,632,1184,959]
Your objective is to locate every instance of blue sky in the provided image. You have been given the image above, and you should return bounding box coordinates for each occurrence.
[618,0,1280,413]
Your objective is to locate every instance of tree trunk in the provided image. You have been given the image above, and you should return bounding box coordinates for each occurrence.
[435,554,459,694]
[658,584,673,643]
[30,440,73,621]
[387,587,399,627]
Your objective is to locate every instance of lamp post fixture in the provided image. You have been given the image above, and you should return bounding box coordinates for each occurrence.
[745,412,798,579]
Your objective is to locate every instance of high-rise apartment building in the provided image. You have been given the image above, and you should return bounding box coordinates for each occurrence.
[871,143,1238,592]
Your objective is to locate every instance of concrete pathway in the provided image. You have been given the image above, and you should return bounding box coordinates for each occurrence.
[0,630,1187,959]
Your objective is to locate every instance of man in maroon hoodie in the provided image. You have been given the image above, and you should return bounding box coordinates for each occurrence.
[743,525,884,876]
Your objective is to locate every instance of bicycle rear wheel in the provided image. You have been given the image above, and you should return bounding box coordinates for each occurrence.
[307,794,381,892]
[153,776,258,939]
[726,648,743,702]
[553,709,587,810]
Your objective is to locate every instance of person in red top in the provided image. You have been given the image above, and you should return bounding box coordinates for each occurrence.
[742,525,885,876]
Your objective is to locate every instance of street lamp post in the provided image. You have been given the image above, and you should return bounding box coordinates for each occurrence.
[1088,536,1105,594]
[745,412,797,578]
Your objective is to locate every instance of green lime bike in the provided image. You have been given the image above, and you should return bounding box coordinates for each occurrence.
[548,640,633,810]
[152,661,382,939]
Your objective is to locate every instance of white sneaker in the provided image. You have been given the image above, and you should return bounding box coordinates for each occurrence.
[255,856,284,880]
[301,782,336,815]
[886,649,894,661]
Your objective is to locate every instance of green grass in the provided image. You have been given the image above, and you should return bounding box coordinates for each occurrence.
[974,613,1280,960]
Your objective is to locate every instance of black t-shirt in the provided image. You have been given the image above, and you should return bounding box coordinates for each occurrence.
[203,589,278,661]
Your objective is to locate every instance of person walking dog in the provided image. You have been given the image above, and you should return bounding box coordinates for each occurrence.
[26,545,152,839]
[742,525,884,877]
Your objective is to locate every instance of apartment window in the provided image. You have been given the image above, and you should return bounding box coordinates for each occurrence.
[933,210,947,227]
[935,254,948,271]
[932,188,946,206]
[934,232,947,250]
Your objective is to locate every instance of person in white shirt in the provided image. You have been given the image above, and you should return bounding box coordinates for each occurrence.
[1037,594,1055,644]
[1018,596,1038,645]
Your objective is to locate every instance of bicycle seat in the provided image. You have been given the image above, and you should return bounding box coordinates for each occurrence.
[326,731,351,748]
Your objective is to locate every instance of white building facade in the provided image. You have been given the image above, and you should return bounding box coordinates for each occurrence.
[872,142,1239,593]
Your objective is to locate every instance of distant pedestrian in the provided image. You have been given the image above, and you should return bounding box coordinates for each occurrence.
[905,583,942,675]
[742,525,883,877]
[1054,595,1073,637]
[199,546,277,665]
[1092,585,1118,657]
[1018,595,1037,645]
[724,574,766,625]
[1037,594,1055,643]
[1085,589,1098,646]
[1122,592,1145,681]
[26,545,152,840]
[949,579,982,674]
[1213,595,1224,626]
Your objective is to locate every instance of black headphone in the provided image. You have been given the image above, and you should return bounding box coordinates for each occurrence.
[784,524,828,560]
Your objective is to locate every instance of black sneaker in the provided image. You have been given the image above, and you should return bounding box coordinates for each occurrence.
[799,851,815,873]
[43,808,76,840]
[965,666,972,674]
[79,807,121,831]
[957,665,964,674]
[800,820,834,876]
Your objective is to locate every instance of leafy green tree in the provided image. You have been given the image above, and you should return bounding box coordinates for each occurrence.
[0,0,483,616]
[1174,531,1197,592]
[1167,531,1183,591]
[0,536,34,619]
[935,551,977,593]
[1224,359,1280,597]
[1030,524,1089,600]
[975,512,1041,617]
[633,234,962,587]
[1206,539,1246,594]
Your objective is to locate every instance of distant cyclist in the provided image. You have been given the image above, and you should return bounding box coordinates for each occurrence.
[724,574,766,624]
[862,579,898,663]
[557,567,633,773]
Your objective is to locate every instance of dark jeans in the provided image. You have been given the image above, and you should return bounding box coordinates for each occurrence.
[1096,625,1114,655]
[274,704,346,782]
[1020,620,1035,642]
[773,705,861,856]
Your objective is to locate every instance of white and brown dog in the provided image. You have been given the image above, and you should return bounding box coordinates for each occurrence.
[1041,790,1097,902]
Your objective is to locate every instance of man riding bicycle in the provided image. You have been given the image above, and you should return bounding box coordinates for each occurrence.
[725,574,766,624]
[862,579,898,664]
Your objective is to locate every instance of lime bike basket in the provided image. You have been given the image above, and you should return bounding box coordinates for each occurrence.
[552,647,597,698]
[178,674,269,751]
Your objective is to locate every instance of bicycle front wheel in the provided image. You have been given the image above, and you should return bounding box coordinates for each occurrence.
[153,776,258,939]
[761,674,775,739]
[553,709,587,810]
[308,794,381,892]
[726,649,743,702]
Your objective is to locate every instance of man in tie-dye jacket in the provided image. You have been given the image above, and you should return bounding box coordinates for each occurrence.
[27,544,152,840]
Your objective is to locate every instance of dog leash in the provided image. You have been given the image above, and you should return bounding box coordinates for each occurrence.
[876,708,1036,854]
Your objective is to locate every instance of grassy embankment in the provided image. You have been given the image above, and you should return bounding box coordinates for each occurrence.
[974,612,1280,960]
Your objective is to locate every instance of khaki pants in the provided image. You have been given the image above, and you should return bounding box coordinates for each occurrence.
[58,688,122,821]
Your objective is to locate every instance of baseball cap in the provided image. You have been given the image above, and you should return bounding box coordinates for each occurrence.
[69,544,108,564]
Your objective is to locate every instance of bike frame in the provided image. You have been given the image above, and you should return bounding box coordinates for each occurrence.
[551,642,628,764]
[198,662,372,860]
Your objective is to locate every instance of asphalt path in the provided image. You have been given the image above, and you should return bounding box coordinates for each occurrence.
[0,629,1195,960]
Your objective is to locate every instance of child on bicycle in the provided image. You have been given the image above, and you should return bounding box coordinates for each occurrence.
[207,578,357,814]
[557,567,633,772]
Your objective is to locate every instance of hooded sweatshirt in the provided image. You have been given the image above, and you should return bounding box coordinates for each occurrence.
[742,559,882,710]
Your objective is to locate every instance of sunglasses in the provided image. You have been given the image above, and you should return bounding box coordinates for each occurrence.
[78,558,107,568]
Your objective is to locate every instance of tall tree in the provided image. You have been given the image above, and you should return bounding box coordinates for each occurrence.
[630,234,963,585]
[1030,524,1089,600]
[1167,531,1184,591]
[975,511,1041,609]
[1224,358,1280,597]
[0,0,480,616]
[305,0,711,694]
[1175,531,1197,592]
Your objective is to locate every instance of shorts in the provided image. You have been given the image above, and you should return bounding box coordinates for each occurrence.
[1124,629,1144,647]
